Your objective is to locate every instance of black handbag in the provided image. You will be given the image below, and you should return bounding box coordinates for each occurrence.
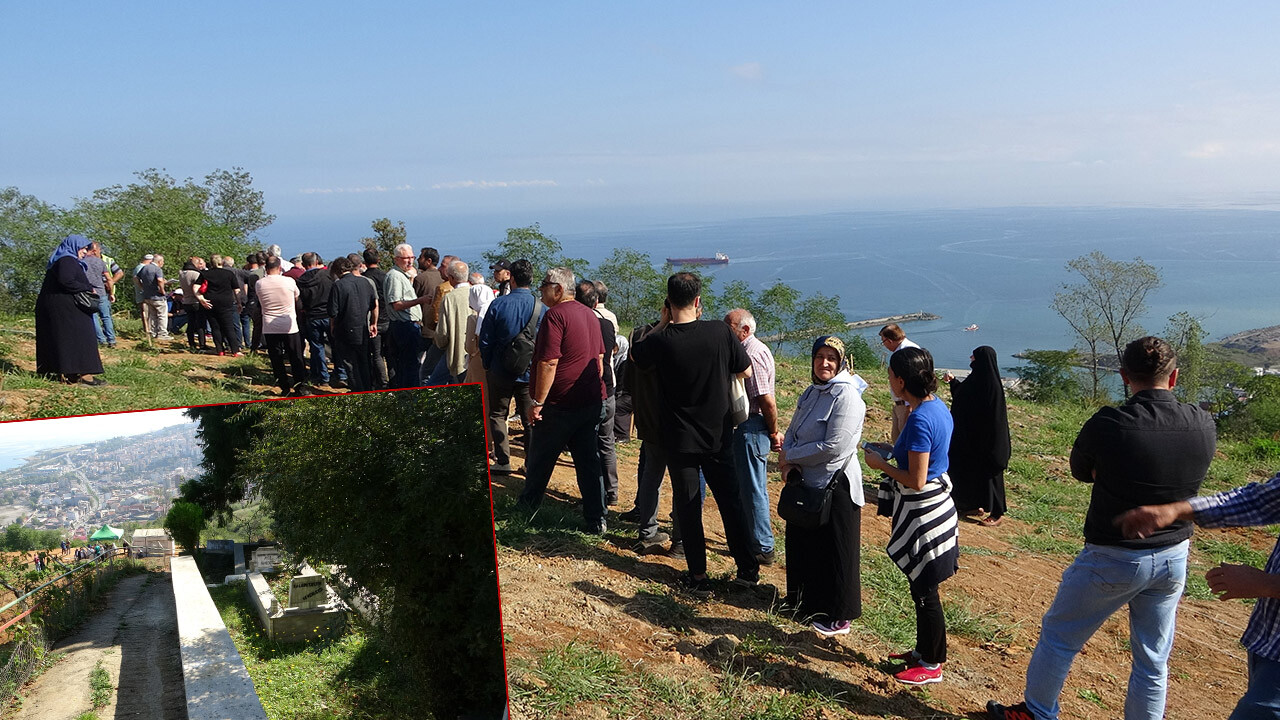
[777,468,843,529]
[73,290,99,313]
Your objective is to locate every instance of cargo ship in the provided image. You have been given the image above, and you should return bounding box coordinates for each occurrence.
[666,252,729,266]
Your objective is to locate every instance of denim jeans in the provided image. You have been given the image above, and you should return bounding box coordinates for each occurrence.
[1230,652,1280,720]
[732,415,773,555]
[387,320,421,388]
[1025,540,1189,720]
[305,317,342,382]
[92,293,116,345]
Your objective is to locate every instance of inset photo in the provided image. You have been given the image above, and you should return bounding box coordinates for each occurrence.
[0,384,506,720]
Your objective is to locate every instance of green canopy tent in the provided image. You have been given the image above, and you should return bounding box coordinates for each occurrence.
[88,525,123,542]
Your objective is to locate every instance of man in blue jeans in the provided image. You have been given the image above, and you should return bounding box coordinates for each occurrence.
[1120,473,1280,719]
[988,336,1216,720]
[82,242,117,347]
[725,308,782,566]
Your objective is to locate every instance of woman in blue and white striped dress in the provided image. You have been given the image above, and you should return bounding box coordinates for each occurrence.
[864,346,958,686]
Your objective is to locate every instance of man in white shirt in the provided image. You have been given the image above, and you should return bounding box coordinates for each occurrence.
[255,257,307,396]
[880,323,921,442]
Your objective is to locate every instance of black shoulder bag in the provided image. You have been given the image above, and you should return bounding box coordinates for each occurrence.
[777,468,843,529]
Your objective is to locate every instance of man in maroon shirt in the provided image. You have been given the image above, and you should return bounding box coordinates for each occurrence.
[517,267,608,533]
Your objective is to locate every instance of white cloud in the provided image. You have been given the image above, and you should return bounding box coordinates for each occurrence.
[429,179,558,190]
[298,184,414,194]
[729,62,763,81]
[1185,142,1226,159]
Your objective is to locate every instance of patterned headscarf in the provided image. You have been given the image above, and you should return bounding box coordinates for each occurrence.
[48,234,92,270]
[810,335,849,384]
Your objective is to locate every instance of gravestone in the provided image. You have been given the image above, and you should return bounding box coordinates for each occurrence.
[250,547,281,572]
[206,539,235,554]
[288,573,328,610]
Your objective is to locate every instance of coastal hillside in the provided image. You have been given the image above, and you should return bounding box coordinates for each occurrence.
[496,356,1276,720]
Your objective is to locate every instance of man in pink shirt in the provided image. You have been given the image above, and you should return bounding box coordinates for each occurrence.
[255,257,307,396]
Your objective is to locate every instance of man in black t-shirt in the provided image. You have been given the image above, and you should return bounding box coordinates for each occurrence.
[630,272,760,592]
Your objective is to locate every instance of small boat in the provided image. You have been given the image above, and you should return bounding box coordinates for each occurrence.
[963,324,979,332]
[666,252,729,266]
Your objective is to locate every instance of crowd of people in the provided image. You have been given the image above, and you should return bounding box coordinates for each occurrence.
[30,236,1280,716]
[32,236,511,397]
[477,267,1276,719]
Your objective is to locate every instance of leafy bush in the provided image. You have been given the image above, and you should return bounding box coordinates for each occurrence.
[235,388,505,717]
[163,501,206,554]
[1009,349,1086,404]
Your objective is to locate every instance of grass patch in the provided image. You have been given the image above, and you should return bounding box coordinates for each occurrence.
[88,660,112,709]
[943,592,1020,645]
[513,642,634,714]
[1011,527,1081,556]
[209,583,433,719]
[859,547,915,647]
[1078,687,1105,708]
[511,640,852,719]
[493,495,608,551]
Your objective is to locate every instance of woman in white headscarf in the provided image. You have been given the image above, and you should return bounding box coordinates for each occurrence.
[777,335,868,637]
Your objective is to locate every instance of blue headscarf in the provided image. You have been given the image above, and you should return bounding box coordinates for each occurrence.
[47,235,92,270]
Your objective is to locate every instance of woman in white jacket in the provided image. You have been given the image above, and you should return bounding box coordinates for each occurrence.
[777,335,868,637]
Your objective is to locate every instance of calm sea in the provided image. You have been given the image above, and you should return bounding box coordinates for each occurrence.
[278,206,1280,370]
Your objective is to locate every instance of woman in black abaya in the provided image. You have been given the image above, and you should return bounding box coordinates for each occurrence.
[944,346,1010,526]
[35,235,106,385]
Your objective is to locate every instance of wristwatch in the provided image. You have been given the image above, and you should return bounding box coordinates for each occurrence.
[532,399,545,407]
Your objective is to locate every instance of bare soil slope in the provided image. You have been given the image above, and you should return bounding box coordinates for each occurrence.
[496,429,1257,719]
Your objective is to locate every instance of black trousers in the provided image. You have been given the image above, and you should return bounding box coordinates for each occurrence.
[909,578,946,664]
[264,332,306,393]
[368,331,389,389]
[335,339,372,391]
[485,368,533,467]
[207,301,242,353]
[185,303,205,349]
[667,449,759,580]
[784,475,862,622]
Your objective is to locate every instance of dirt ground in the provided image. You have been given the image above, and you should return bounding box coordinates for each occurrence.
[494,444,1258,719]
[11,569,187,720]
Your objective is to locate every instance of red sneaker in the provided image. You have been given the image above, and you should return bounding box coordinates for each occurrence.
[893,662,943,685]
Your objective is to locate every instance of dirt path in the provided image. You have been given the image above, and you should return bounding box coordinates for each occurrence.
[13,571,188,720]
[496,444,1256,720]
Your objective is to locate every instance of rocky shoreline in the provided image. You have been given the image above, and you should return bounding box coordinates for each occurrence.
[1217,324,1280,360]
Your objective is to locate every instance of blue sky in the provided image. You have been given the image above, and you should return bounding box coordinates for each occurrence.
[4,2,1280,233]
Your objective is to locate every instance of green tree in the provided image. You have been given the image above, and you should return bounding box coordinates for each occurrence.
[203,167,275,244]
[164,501,206,555]
[179,403,267,523]
[791,292,848,341]
[716,280,757,318]
[590,247,665,329]
[756,282,800,348]
[0,187,74,313]
[238,388,504,717]
[1051,285,1107,401]
[1054,251,1162,399]
[1164,312,1207,405]
[360,217,408,268]
[841,334,882,372]
[1009,349,1085,404]
[483,223,588,279]
[75,169,258,278]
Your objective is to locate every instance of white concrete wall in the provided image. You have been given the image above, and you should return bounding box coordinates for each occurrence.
[172,556,268,720]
